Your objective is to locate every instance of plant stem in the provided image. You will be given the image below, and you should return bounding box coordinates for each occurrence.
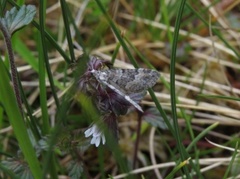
[132,111,142,169]
[0,21,23,114]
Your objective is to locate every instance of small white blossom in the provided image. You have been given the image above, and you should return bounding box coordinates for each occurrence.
[84,124,106,147]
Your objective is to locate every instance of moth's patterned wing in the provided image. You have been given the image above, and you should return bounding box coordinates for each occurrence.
[95,68,160,94]
[128,91,147,103]
[97,88,131,115]
[91,68,160,112]
[95,78,144,112]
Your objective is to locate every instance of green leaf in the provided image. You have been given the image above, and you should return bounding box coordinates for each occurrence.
[0,161,19,179]
[230,154,240,176]
[0,5,36,35]
[68,161,84,179]
[13,38,39,72]
[0,59,42,179]
[2,158,34,179]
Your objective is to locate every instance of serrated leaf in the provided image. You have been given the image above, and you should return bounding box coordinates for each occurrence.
[142,108,170,129]
[2,159,34,179]
[68,161,84,179]
[0,5,36,35]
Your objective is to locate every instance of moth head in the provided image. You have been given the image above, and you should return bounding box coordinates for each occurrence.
[91,70,108,81]
[98,72,107,81]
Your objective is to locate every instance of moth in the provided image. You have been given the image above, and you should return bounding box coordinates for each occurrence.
[91,68,160,112]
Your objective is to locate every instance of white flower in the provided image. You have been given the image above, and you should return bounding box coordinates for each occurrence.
[84,124,106,147]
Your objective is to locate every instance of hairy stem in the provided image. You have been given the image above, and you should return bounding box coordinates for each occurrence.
[0,21,23,114]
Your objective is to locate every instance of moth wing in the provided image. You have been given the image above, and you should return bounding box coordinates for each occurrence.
[105,68,160,93]
[92,68,160,112]
[97,80,143,112]
[128,91,147,103]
